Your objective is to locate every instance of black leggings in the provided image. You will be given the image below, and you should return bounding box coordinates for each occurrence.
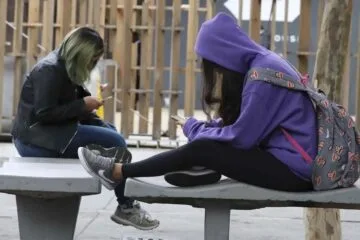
[122,139,313,192]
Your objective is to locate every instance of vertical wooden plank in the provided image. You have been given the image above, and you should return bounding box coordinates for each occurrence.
[41,0,55,56]
[152,0,165,140]
[71,0,77,29]
[283,0,289,58]
[206,0,215,20]
[114,0,125,130]
[110,0,120,111]
[99,0,107,38]
[297,0,311,74]
[26,0,41,71]
[249,0,261,42]
[238,0,243,26]
[79,0,87,25]
[109,0,118,54]
[88,0,94,26]
[12,0,24,116]
[138,0,154,134]
[104,64,116,123]
[205,0,215,120]
[55,0,72,46]
[270,0,277,51]
[119,0,133,137]
[168,0,181,139]
[184,0,197,116]
[146,0,154,133]
[93,0,101,32]
[128,1,140,134]
[0,0,8,132]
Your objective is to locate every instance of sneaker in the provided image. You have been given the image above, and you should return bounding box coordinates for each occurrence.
[164,167,221,187]
[86,144,132,164]
[111,201,160,231]
[78,147,127,190]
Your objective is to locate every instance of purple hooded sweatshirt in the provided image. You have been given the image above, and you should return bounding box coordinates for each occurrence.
[183,12,317,181]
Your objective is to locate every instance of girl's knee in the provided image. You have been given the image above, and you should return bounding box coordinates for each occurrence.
[107,132,126,147]
[115,135,126,147]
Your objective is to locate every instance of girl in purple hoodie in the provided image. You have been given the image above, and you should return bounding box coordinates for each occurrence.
[77,12,316,197]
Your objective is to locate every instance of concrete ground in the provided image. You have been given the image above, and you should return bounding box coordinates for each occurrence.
[1,143,360,240]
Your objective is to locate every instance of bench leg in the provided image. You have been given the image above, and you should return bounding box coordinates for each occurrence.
[16,195,81,240]
[204,203,230,240]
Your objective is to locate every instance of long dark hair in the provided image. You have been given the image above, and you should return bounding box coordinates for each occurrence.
[201,58,245,126]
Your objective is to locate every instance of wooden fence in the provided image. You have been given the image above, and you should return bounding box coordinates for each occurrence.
[0,0,359,143]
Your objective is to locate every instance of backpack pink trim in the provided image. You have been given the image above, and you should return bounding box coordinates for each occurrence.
[281,128,313,164]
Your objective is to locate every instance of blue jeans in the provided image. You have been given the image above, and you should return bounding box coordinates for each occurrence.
[14,122,131,205]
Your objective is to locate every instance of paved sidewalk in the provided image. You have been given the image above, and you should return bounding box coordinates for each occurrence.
[1,143,360,240]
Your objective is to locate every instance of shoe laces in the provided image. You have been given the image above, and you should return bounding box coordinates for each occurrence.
[86,148,114,170]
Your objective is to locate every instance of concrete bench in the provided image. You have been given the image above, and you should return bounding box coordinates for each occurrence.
[124,178,360,240]
[0,157,101,240]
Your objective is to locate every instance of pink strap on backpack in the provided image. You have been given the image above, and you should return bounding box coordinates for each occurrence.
[281,128,313,164]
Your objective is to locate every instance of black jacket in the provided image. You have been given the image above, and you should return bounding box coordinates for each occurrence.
[11,50,106,153]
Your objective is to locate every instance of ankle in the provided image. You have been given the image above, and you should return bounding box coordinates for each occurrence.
[112,163,123,180]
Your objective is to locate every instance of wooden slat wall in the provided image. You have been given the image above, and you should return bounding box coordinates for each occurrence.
[2,0,360,141]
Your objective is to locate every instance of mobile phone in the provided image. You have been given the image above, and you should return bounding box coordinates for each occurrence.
[171,115,186,122]
[102,96,113,102]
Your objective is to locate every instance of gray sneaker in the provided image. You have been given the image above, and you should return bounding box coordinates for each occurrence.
[78,147,122,190]
[111,201,160,231]
[86,144,132,164]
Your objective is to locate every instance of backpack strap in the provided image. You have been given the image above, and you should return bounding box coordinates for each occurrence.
[246,67,309,92]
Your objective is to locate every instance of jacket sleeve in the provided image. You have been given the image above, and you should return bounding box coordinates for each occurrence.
[79,112,107,127]
[183,82,286,149]
[206,118,223,127]
[32,66,89,124]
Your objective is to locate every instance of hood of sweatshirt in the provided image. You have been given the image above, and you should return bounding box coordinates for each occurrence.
[194,12,270,74]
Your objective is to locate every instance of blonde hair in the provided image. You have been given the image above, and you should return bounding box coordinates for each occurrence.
[58,27,104,85]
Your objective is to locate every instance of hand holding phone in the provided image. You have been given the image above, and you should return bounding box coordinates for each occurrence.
[171,115,187,127]
[84,96,103,111]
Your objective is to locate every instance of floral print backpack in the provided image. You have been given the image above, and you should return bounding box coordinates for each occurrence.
[246,67,360,191]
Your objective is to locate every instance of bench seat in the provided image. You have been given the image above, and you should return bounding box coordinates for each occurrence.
[0,157,101,240]
[125,178,360,240]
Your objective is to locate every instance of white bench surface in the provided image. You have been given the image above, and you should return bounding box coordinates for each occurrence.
[125,178,360,210]
[0,157,100,197]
